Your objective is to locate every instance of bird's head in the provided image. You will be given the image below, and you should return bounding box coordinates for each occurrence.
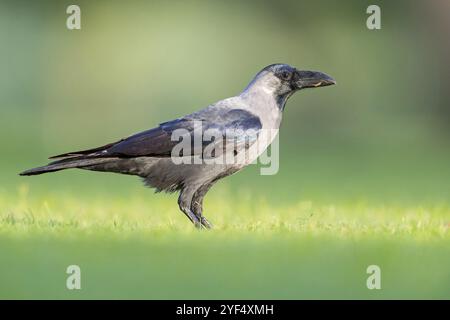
[244,63,336,108]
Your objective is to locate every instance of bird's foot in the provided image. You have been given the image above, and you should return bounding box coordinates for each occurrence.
[180,206,212,229]
[200,216,213,229]
[181,207,202,228]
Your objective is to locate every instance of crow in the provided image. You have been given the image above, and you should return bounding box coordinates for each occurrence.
[20,64,335,229]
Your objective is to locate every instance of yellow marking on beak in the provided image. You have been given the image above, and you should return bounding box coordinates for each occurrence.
[314,81,323,87]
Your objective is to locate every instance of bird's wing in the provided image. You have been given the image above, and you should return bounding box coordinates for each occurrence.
[50,108,262,159]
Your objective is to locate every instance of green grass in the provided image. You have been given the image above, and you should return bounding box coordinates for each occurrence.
[0,182,449,299]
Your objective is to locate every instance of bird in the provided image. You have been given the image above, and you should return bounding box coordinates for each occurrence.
[20,63,335,229]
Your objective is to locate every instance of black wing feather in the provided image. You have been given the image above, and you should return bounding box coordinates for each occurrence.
[50,109,262,159]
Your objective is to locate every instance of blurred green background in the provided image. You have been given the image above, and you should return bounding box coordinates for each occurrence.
[0,0,449,299]
[1,0,450,203]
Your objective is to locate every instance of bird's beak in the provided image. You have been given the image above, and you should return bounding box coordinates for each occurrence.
[295,70,336,89]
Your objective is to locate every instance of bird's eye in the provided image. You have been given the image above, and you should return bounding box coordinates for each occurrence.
[280,71,291,80]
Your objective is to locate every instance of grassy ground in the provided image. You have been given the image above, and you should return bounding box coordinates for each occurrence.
[0,177,449,299]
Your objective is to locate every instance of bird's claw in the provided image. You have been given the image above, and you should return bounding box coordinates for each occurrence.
[200,217,213,229]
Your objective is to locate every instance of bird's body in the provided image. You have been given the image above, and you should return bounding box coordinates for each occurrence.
[20,64,335,228]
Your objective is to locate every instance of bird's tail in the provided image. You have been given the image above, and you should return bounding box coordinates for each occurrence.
[19,156,116,176]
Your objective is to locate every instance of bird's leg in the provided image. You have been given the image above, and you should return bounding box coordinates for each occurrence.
[178,189,202,229]
[191,184,214,229]
[180,207,202,229]
[191,199,213,229]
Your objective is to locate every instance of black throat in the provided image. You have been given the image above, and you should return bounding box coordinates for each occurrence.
[275,91,294,111]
